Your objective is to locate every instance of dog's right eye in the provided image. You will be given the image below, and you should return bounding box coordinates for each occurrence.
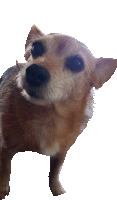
[31,41,45,58]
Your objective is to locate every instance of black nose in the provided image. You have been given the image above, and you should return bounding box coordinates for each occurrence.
[26,64,50,87]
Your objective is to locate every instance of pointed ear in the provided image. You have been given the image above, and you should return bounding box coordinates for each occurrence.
[92,57,117,89]
[24,25,45,61]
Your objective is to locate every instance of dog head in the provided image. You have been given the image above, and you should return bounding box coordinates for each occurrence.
[17,25,117,105]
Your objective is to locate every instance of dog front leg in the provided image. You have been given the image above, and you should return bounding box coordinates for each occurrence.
[49,153,66,196]
[0,150,12,200]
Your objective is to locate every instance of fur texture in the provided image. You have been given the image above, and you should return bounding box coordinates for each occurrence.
[0,25,117,198]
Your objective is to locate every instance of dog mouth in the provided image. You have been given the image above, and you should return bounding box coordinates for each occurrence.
[24,86,44,100]
[27,90,38,98]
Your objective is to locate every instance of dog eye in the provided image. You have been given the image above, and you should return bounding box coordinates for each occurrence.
[31,41,45,58]
[66,56,84,72]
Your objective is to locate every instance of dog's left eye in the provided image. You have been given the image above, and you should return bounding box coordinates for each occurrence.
[65,56,84,72]
[31,41,45,58]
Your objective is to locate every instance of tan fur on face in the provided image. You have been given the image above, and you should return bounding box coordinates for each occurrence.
[18,34,95,106]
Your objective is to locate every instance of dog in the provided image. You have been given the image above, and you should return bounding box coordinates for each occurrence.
[0,25,117,199]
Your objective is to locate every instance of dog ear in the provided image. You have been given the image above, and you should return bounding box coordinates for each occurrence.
[24,25,44,61]
[92,57,117,89]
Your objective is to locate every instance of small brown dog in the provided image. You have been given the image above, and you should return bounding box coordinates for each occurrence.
[0,25,117,199]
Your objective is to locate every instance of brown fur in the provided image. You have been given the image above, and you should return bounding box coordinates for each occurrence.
[0,25,117,198]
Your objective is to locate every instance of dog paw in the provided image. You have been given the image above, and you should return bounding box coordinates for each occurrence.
[50,181,66,196]
[0,186,10,200]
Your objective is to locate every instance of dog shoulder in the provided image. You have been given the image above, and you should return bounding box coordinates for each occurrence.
[0,64,24,90]
[0,63,24,112]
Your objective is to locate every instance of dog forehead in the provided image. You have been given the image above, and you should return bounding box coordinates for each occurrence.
[47,34,84,50]
[42,34,88,59]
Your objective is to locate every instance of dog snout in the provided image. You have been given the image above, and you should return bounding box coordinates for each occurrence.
[26,64,50,87]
